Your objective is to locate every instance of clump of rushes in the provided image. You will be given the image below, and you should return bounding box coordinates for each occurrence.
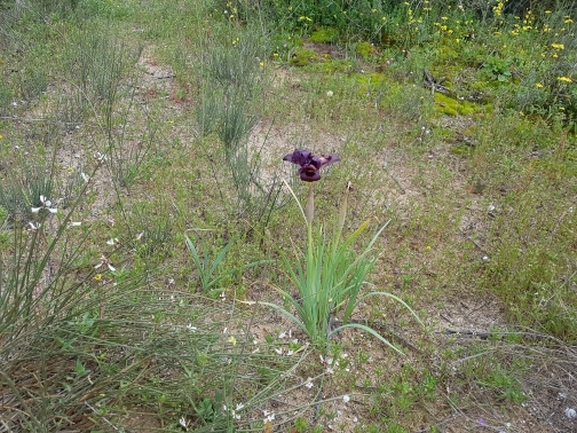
[246,149,422,351]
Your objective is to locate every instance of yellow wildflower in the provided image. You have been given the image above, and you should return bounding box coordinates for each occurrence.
[228,336,237,346]
[535,83,544,88]
[551,43,565,50]
[557,76,573,83]
[94,274,102,281]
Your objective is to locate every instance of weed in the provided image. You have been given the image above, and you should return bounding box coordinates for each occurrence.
[64,27,142,134]
[185,232,238,296]
[193,28,286,226]
[0,165,55,226]
[185,231,267,296]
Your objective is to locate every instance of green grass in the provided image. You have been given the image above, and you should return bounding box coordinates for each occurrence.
[1,0,577,431]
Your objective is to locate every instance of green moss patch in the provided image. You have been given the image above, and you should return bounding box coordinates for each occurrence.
[309,58,354,73]
[291,48,318,66]
[308,27,339,44]
[356,41,377,59]
[434,93,492,117]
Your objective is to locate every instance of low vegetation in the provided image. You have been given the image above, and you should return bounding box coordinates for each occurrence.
[1,0,576,431]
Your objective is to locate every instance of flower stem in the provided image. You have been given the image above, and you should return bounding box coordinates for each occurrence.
[306,183,314,225]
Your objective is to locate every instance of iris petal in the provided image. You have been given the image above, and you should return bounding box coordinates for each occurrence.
[283,149,340,182]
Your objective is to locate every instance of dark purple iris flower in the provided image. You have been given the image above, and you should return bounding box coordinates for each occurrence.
[283,149,340,182]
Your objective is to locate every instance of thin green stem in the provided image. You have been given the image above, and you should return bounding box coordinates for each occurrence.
[306,182,314,225]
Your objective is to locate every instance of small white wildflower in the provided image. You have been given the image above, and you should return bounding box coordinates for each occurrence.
[31,195,57,214]
[565,407,577,419]
[94,255,116,272]
[488,204,496,212]
[95,151,107,162]
[81,172,90,183]
[263,410,275,422]
[67,221,82,228]
[343,395,350,403]
[27,221,41,231]
[106,238,120,246]
[278,331,287,339]
[326,90,334,97]
[231,403,244,419]
[179,415,188,429]
[326,367,334,375]
[482,255,490,262]
[274,347,283,355]
[304,378,314,389]
[186,324,197,332]
[286,349,294,356]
